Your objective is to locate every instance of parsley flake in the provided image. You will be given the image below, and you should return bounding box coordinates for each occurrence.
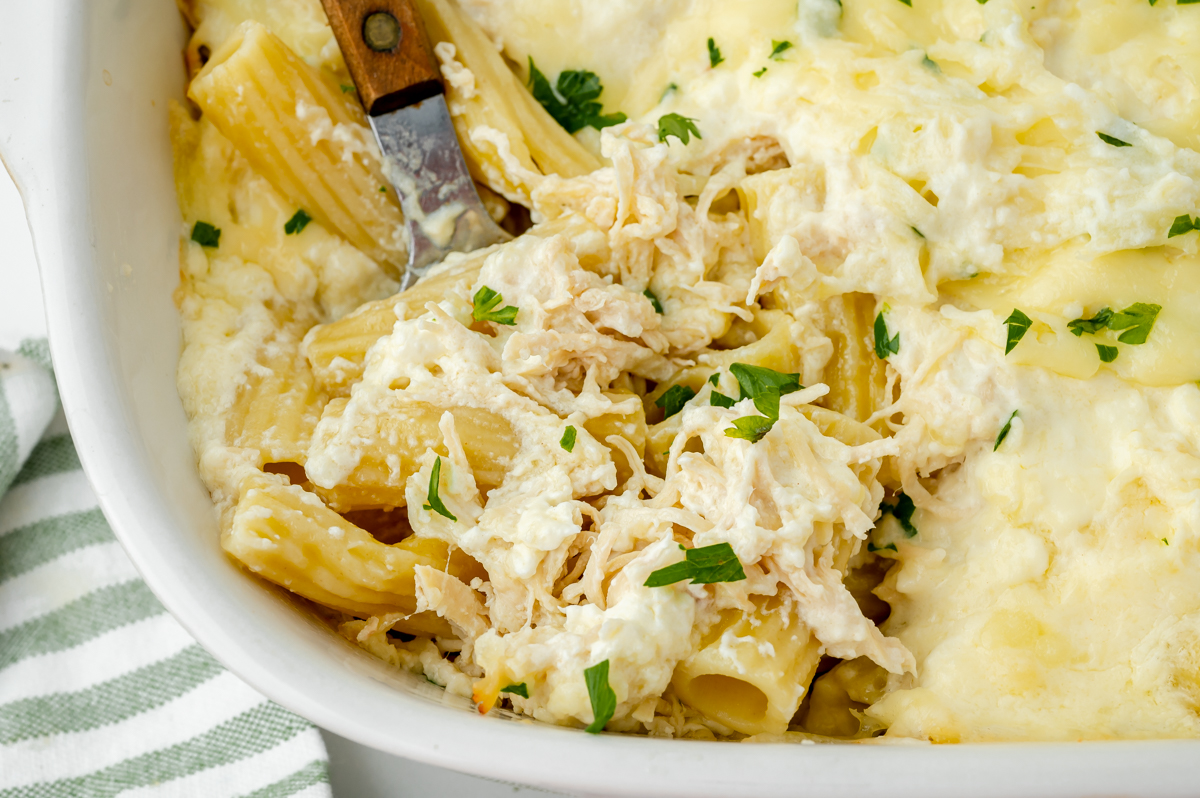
[655,384,696,420]
[1163,538,1170,545]
[379,186,387,193]
[191,221,221,248]
[707,38,724,68]
[867,541,898,553]
[1097,132,1132,147]
[1004,309,1032,354]
[584,660,617,733]
[284,209,311,235]
[1108,302,1161,345]
[708,373,737,407]
[725,414,775,443]
[710,390,736,408]
[657,113,702,145]
[884,493,918,537]
[560,426,577,453]
[769,40,793,60]
[874,311,900,359]
[340,84,356,94]
[422,457,456,521]
[994,410,1018,451]
[1096,343,1119,363]
[730,363,803,403]
[897,0,913,7]
[722,364,804,441]
[527,59,627,134]
[1169,214,1198,238]
[643,289,663,314]
[644,542,747,587]
[472,286,519,326]
[500,683,529,699]
[753,67,768,78]
[1067,307,1114,337]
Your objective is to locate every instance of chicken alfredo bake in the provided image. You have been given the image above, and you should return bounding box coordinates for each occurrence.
[171,0,1200,741]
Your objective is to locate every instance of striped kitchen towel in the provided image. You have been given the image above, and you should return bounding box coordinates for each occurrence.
[0,340,331,798]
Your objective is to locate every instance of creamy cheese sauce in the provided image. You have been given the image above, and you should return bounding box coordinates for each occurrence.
[174,0,1200,740]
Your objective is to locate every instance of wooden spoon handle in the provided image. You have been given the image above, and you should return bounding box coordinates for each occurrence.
[321,0,442,116]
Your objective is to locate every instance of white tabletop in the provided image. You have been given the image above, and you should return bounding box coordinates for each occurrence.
[0,167,570,798]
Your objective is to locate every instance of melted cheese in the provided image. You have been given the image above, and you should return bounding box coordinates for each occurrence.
[175,0,1200,740]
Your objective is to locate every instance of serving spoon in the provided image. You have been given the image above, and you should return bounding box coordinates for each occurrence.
[321,0,510,289]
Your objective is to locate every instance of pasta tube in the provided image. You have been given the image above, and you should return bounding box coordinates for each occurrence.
[307,397,518,511]
[189,21,406,269]
[671,597,821,736]
[303,250,487,394]
[225,476,450,623]
[414,0,600,203]
[224,336,326,468]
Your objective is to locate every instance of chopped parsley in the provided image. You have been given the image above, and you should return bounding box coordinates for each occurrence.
[500,683,529,699]
[190,221,221,248]
[897,0,913,7]
[644,542,747,587]
[656,384,696,419]
[707,37,724,68]
[867,541,898,553]
[723,363,803,442]
[769,40,793,60]
[1004,309,1032,354]
[422,457,456,521]
[730,363,803,404]
[874,311,900,359]
[657,113,702,145]
[911,225,926,239]
[661,83,679,101]
[921,55,940,72]
[1069,302,1161,345]
[284,209,312,235]
[1110,303,1161,344]
[340,84,356,93]
[1163,538,1170,545]
[583,660,617,733]
[708,372,736,407]
[1096,343,1120,363]
[379,186,387,193]
[527,59,627,134]
[1067,307,1114,337]
[643,289,663,314]
[994,410,1018,451]
[472,286,519,326]
[725,414,775,442]
[882,492,918,537]
[710,390,736,408]
[560,426,577,453]
[753,67,768,78]
[1097,132,1132,147]
[1169,214,1198,237]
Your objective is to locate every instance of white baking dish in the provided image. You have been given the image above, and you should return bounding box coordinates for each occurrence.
[1,1,1196,795]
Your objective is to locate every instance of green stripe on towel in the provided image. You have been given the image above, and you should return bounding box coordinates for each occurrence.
[0,508,114,584]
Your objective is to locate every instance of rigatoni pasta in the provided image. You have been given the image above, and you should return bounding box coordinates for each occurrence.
[172,0,1200,745]
[189,21,407,270]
